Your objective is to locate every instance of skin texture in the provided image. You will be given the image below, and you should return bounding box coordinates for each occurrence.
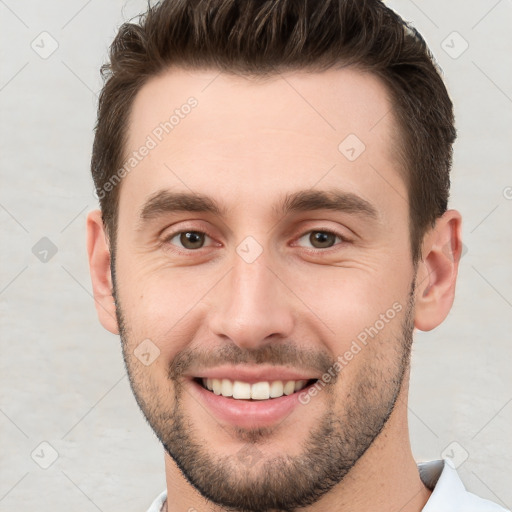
[87,67,463,512]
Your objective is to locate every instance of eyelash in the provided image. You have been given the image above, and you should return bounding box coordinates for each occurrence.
[162,227,350,254]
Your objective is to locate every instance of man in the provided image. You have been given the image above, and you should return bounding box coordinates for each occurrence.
[86,1,508,511]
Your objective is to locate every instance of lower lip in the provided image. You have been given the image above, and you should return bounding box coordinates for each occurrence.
[188,379,313,429]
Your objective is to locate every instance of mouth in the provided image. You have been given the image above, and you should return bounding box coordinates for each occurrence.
[188,373,320,428]
[193,377,319,401]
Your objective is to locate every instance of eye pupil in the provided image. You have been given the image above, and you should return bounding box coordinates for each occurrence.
[310,231,335,248]
[181,231,204,249]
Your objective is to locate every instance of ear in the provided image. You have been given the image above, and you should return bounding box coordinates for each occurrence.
[414,209,463,331]
[86,210,119,334]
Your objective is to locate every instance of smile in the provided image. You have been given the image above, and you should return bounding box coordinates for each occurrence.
[196,377,317,400]
[187,367,321,427]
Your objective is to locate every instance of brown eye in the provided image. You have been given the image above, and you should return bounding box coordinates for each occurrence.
[296,230,345,250]
[168,231,210,250]
[310,231,337,248]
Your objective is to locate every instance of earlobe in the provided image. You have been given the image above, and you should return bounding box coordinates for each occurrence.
[413,209,463,332]
[86,210,119,334]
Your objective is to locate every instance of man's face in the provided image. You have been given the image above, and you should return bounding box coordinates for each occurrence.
[114,67,417,510]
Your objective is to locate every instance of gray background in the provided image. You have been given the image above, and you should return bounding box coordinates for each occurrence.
[0,0,511,510]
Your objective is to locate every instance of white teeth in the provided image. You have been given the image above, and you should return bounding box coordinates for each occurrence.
[294,380,307,391]
[232,381,251,399]
[283,381,296,395]
[201,378,311,400]
[269,381,284,398]
[221,379,233,397]
[251,382,270,400]
[212,378,222,395]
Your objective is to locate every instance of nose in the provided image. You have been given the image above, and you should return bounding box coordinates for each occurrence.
[208,249,295,350]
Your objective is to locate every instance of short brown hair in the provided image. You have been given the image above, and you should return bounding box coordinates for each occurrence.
[91,0,456,263]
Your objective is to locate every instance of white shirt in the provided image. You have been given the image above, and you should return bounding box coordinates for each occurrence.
[146,458,509,512]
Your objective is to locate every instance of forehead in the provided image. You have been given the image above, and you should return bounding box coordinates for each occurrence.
[127,65,395,150]
[121,66,405,222]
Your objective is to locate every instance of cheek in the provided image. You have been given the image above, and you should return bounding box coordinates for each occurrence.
[295,264,408,342]
[116,266,216,358]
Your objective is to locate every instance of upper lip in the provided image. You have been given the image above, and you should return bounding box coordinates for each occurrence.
[188,365,320,384]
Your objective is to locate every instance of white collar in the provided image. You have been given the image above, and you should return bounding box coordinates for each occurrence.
[419,458,507,511]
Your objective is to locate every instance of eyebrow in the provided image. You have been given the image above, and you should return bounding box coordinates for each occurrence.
[138,188,378,226]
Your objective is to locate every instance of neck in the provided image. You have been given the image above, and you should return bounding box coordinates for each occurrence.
[162,367,431,512]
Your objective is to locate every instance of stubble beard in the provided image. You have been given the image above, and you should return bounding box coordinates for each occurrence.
[114,278,416,512]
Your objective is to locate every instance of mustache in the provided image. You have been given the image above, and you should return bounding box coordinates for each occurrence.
[168,341,336,381]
